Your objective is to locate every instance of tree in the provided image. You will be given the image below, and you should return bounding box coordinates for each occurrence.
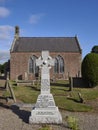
[82,53,98,87]
[91,45,98,53]
[0,61,9,74]
[0,64,4,73]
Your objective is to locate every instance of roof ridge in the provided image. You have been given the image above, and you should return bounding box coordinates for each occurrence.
[19,36,75,38]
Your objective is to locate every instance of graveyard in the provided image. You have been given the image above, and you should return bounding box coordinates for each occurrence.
[3,79,98,112]
[1,0,98,129]
[0,78,98,130]
[0,51,98,130]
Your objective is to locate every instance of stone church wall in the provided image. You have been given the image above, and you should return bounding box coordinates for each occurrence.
[10,52,81,80]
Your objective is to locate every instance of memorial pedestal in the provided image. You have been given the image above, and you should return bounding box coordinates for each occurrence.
[29,94,62,124]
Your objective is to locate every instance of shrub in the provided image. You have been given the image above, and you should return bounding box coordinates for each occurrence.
[66,116,79,130]
[82,53,98,87]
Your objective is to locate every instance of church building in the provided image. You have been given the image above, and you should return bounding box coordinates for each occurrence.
[10,26,82,80]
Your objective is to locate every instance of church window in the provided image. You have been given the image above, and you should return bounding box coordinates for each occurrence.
[28,55,39,74]
[54,56,64,73]
[29,58,33,73]
[54,58,59,73]
[59,56,64,73]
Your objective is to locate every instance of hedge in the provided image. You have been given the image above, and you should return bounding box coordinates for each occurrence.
[82,53,98,87]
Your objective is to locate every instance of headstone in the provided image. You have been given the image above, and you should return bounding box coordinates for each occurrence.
[16,75,18,82]
[29,51,62,124]
[69,77,73,91]
[24,72,28,81]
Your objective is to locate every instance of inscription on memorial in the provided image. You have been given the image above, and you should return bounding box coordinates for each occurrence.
[36,111,54,115]
[36,95,55,108]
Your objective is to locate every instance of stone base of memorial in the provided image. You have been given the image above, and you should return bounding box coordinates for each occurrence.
[29,51,62,124]
[29,94,62,124]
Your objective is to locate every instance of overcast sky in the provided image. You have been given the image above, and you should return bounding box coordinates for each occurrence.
[0,0,98,64]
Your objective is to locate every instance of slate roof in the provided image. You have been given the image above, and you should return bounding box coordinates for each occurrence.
[11,37,82,53]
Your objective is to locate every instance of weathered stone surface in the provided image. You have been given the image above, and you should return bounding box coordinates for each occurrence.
[29,51,62,124]
[35,94,55,108]
[29,107,62,124]
[36,51,54,94]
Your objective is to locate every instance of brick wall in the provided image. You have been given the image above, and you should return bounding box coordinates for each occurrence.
[10,52,82,80]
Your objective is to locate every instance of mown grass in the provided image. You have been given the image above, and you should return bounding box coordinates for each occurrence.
[77,88,98,100]
[12,85,40,103]
[55,96,92,112]
[4,80,98,112]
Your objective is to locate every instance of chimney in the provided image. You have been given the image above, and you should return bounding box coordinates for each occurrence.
[14,26,19,39]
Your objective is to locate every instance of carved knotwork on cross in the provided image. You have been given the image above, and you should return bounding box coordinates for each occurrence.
[36,51,54,94]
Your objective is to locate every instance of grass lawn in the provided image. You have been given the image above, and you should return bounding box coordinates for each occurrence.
[4,80,98,112]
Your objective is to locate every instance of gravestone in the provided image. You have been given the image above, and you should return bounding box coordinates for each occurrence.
[24,72,28,81]
[29,51,62,124]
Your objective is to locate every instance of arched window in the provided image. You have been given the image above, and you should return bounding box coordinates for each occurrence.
[59,56,64,73]
[54,56,64,73]
[54,58,59,73]
[29,57,34,73]
[28,55,39,75]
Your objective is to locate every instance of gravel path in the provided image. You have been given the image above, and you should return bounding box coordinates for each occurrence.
[0,105,98,130]
[64,111,98,130]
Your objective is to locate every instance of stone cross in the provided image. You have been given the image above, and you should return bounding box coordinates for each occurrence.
[36,51,54,94]
[29,51,62,124]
